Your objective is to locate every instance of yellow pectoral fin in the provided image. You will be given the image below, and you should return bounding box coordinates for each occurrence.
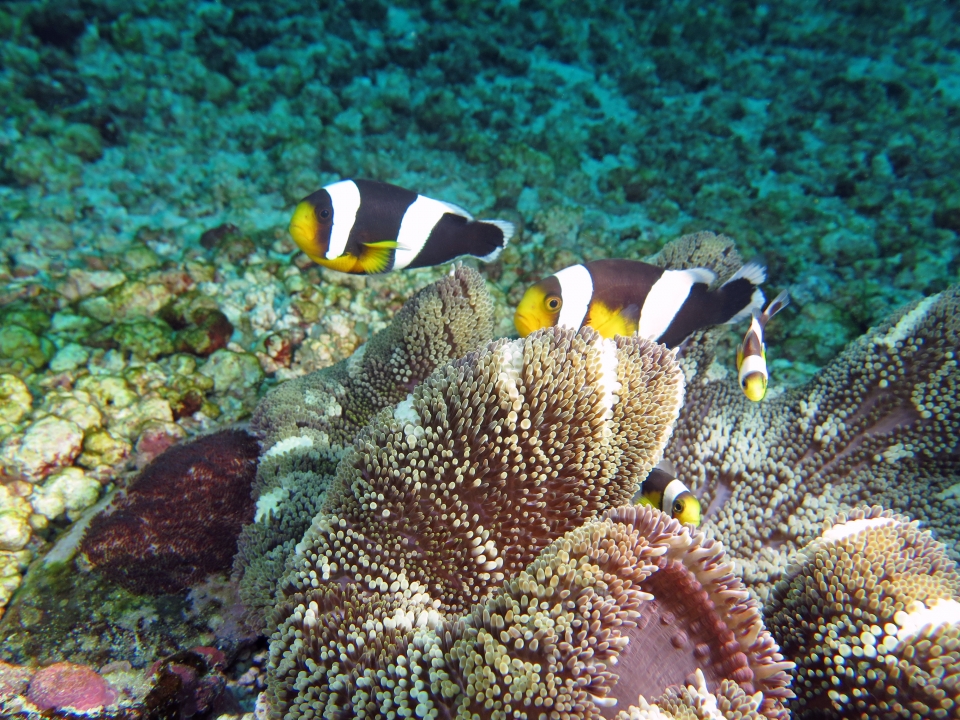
[359,241,399,274]
[586,300,640,339]
[736,346,744,370]
[313,252,365,274]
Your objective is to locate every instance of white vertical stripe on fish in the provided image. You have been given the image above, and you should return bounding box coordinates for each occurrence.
[745,314,763,346]
[394,195,468,269]
[738,354,768,385]
[325,180,362,259]
[662,479,689,515]
[554,264,592,330]
[637,269,701,341]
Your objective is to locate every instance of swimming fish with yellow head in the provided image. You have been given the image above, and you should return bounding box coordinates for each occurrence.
[289,179,514,274]
[514,258,765,347]
[634,459,701,526]
[737,290,790,402]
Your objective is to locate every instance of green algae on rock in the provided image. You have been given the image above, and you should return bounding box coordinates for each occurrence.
[0,373,31,436]
[0,323,54,373]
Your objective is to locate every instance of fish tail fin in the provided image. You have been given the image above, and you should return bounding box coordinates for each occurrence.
[466,219,514,262]
[761,290,790,325]
[714,261,767,325]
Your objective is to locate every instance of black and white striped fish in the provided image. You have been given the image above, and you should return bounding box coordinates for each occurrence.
[288,179,514,274]
[634,459,701,526]
[737,290,790,401]
[514,258,765,347]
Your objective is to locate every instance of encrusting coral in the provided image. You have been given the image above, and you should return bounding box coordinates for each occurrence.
[80,428,259,594]
[767,506,960,719]
[263,325,793,718]
[234,266,495,629]
[662,263,960,595]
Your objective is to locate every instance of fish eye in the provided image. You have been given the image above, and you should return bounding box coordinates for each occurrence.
[673,500,684,514]
[545,295,562,311]
[319,209,330,219]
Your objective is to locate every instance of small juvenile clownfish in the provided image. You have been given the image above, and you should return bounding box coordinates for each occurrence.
[289,179,515,274]
[634,459,702,526]
[737,290,790,402]
[514,259,766,347]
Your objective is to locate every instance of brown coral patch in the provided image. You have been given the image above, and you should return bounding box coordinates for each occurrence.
[279,329,683,619]
[80,429,259,594]
[267,506,792,720]
[235,266,496,630]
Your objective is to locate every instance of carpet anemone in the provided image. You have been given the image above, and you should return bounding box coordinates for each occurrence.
[767,506,960,719]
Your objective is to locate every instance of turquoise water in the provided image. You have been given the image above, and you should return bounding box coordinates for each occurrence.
[0,1,958,717]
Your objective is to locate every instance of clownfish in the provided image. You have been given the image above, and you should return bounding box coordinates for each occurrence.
[289,179,514,274]
[737,290,790,402]
[514,259,765,347]
[635,459,702,526]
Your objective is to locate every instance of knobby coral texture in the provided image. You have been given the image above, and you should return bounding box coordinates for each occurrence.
[80,428,260,594]
[267,502,793,720]
[648,230,747,285]
[619,669,774,720]
[767,507,960,719]
[664,283,960,596]
[234,266,495,629]
[265,325,715,718]
[450,505,791,720]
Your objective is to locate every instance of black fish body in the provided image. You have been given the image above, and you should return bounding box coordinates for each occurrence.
[289,179,514,274]
[515,258,766,346]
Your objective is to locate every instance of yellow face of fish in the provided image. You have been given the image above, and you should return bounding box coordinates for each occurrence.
[742,373,768,402]
[671,492,702,527]
[514,281,562,337]
[737,344,769,402]
[289,198,333,264]
[636,487,701,527]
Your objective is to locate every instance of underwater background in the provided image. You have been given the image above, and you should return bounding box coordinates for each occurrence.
[1,0,959,718]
